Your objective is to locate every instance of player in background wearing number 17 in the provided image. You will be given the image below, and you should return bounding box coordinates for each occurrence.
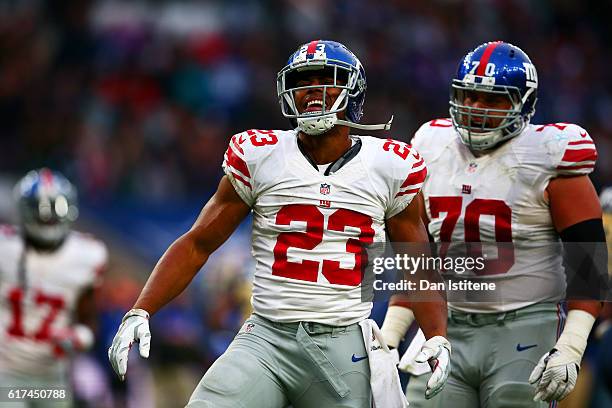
[108,39,451,408]
[0,169,107,408]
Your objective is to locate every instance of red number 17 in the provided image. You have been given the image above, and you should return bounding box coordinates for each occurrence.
[7,288,65,341]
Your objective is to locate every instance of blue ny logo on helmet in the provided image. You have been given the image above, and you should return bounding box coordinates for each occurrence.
[449,41,538,150]
[277,40,375,135]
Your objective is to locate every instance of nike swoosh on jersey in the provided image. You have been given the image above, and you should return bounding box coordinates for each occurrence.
[516,343,538,352]
[351,354,368,362]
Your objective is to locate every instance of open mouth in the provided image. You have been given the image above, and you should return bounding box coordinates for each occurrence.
[304,99,324,113]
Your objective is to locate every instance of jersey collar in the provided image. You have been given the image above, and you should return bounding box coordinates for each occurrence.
[296,136,362,176]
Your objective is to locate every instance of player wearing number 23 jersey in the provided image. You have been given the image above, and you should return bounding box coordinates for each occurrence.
[109,40,451,408]
[223,129,425,325]
[382,41,605,408]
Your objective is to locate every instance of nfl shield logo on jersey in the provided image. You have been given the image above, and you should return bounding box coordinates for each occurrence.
[320,183,331,195]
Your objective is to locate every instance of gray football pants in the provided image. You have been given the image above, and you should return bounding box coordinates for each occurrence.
[186,314,372,408]
[406,303,565,408]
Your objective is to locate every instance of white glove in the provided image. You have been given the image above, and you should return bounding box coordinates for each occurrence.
[415,336,451,399]
[528,309,595,402]
[398,329,430,376]
[108,309,151,380]
[528,348,579,402]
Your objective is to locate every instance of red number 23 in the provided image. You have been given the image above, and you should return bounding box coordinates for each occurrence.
[272,205,374,286]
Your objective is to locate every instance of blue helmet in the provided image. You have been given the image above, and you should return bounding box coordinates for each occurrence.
[449,41,538,150]
[277,40,368,135]
[14,168,78,248]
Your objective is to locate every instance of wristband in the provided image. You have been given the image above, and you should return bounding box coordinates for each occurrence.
[554,309,596,362]
[381,306,415,348]
[122,308,150,322]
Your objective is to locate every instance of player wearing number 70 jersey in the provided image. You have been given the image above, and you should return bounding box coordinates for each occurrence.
[108,40,451,408]
[381,41,607,407]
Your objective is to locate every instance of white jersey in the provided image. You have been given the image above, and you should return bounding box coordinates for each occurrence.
[223,129,426,325]
[412,119,597,313]
[0,226,107,377]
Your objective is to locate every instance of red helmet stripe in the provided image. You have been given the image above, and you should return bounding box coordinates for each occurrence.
[306,40,319,55]
[40,168,54,189]
[476,41,502,76]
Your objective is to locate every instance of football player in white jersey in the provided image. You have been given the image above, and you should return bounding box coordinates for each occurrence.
[108,40,451,408]
[0,169,107,406]
[381,41,607,407]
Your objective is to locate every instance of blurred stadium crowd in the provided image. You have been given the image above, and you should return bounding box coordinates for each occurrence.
[1,0,611,407]
[2,0,612,200]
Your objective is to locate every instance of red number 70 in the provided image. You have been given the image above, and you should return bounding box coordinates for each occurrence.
[429,196,514,275]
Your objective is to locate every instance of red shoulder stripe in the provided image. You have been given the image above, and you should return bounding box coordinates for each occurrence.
[401,167,427,189]
[568,140,594,146]
[225,146,250,178]
[230,172,252,189]
[557,164,595,170]
[429,118,452,128]
[231,134,245,154]
[395,188,420,197]
[561,149,597,163]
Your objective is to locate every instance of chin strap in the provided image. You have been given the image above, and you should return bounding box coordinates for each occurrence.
[298,114,393,135]
[336,115,394,131]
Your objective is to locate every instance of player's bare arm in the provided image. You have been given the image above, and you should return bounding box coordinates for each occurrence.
[385,193,447,339]
[134,175,251,315]
[382,191,435,347]
[109,176,250,380]
[385,193,451,399]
